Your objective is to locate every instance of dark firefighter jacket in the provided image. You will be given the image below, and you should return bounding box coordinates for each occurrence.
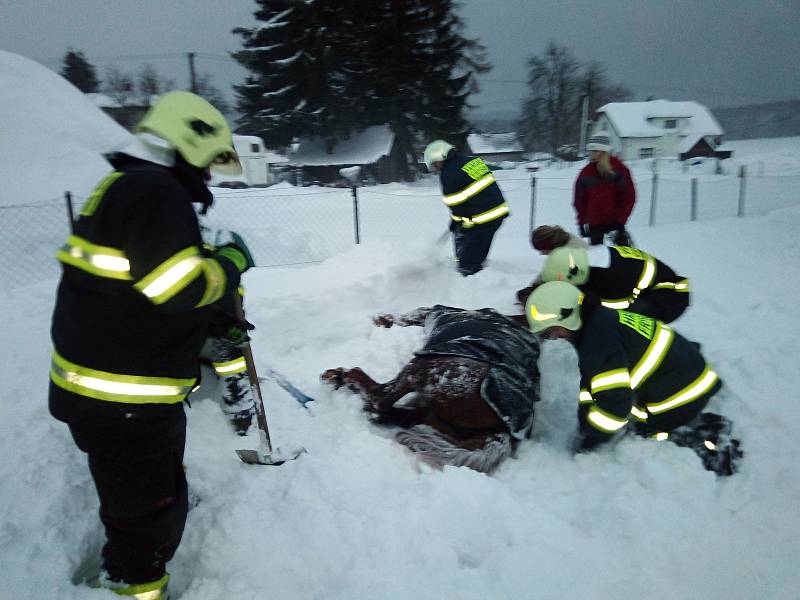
[573,156,635,228]
[439,152,509,228]
[415,306,540,439]
[574,304,721,449]
[50,156,242,421]
[583,245,690,323]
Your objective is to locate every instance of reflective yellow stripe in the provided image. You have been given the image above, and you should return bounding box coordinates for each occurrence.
[79,171,124,217]
[135,247,204,305]
[590,368,631,393]
[213,357,247,375]
[630,322,674,388]
[50,350,194,404]
[653,432,669,441]
[578,389,593,404]
[646,367,719,415]
[630,405,649,422]
[653,278,690,292]
[56,235,132,280]
[601,298,631,310]
[196,258,227,307]
[635,255,657,291]
[442,173,495,206]
[109,573,169,598]
[450,203,509,227]
[587,406,628,433]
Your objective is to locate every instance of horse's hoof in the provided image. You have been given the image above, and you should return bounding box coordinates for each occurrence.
[320,368,346,389]
[373,313,394,328]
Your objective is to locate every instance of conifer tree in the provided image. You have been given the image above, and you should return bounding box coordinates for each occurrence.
[60,48,99,93]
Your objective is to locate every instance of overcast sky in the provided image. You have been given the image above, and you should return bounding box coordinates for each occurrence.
[3,0,799,118]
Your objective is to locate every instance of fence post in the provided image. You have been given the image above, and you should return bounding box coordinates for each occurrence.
[737,165,747,217]
[690,178,698,222]
[64,191,75,233]
[527,170,537,232]
[351,186,361,244]
[649,172,658,227]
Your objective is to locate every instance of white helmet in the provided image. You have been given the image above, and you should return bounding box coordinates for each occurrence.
[423,140,454,170]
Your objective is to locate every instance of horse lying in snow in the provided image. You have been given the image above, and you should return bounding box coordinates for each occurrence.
[321,305,541,473]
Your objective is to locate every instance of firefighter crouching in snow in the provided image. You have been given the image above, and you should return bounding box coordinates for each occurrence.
[537,243,691,324]
[524,281,742,476]
[423,140,509,276]
[49,91,254,598]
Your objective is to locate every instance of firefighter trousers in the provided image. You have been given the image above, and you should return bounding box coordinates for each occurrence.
[66,405,188,585]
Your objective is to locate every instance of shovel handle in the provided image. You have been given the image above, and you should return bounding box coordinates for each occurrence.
[233,293,274,453]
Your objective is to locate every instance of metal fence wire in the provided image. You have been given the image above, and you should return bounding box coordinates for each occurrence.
[2,170,800,290]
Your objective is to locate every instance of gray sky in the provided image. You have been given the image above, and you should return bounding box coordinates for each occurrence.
[3,0,799,118]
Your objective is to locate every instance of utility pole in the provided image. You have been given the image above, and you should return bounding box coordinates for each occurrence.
[578,94,589,155]
[187,52,198,93]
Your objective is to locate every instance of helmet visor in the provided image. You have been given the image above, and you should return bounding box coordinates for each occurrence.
[210,151,242,176]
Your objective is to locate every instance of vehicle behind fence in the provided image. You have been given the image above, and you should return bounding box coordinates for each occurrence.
[2,168,799,291]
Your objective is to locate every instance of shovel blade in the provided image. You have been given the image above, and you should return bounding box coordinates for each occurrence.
[236,444,306,465]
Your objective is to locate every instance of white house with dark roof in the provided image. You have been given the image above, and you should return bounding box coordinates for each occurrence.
[591,100,732,161]
[466,132,525,163]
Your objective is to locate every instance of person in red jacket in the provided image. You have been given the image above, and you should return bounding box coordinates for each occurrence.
[574,131,636,246]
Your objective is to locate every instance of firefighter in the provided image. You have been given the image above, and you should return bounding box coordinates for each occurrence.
[49,91,253,599]
[515,225,588,305]
[539,243,690,323]
[525,281,741,475]
[423,140,509,276]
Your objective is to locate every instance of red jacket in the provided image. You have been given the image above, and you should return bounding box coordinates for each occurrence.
[573,156,636,227]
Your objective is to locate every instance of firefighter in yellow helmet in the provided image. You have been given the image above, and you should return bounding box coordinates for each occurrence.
[49,92,253,598]
[424,140,510,276]
[525,281,741,475]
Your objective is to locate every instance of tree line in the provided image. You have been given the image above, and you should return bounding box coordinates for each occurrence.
[59,2,632,177]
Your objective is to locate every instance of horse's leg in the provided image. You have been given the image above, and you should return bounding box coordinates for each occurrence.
[372,307,434,328]
[342,362,435,425]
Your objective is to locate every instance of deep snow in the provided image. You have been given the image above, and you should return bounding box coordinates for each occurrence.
[1,50,800,600]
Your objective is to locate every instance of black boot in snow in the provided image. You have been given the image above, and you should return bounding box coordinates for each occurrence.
[668,413,743,476]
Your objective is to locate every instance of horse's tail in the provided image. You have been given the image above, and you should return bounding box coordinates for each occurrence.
[395,425,513,474]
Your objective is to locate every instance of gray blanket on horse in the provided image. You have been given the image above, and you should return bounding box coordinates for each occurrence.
[415,306,541,439]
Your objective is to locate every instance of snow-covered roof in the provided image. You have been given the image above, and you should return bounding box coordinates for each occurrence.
[86,92,153,109]
[289,125,395,166]
[597,100,724,138]
[0,51,131,205]
[468,132,523,154]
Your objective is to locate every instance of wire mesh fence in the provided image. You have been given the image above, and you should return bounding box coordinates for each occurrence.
[2,169,799,291]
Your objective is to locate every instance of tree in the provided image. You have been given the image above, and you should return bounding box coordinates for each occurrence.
[137,64,174,105]
[195,73,231,115]
[233,0,489,179]
[102,67,135,105]
[60,48,99,93]
[518,42,631,155]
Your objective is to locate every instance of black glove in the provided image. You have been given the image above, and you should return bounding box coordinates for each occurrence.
[578,223,589,237]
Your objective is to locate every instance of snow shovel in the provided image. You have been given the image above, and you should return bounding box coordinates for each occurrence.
[233,294,305,465]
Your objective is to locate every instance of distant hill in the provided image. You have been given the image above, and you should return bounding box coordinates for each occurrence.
[712,100,800,141]
[469,109,519,133]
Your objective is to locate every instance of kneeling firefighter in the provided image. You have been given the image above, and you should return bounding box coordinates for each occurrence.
[49,92,254,598]
[525,281,742,475]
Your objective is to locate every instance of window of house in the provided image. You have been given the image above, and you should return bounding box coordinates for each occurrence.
[250,143,260,152]
[664,119,677,129]
[639,148,655,159]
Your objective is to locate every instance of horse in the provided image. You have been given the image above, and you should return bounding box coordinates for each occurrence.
[321,306,540,473]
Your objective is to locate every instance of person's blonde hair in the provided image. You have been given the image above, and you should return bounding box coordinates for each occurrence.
[596,151,615,178]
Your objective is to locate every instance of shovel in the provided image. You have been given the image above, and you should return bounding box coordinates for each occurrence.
[233,294,305,465]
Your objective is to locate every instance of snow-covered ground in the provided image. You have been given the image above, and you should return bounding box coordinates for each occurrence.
[2,50,800,599]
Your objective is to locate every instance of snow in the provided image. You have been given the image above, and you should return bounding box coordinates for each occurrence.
[0,51,131,206]
[598,100,724,138]
[290,125,395,166]
[467,132,523,154]
[3,52,800,600]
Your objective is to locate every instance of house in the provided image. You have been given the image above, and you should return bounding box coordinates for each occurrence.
[289,125,404,185]
[466,132,525,164]
[591,100,732,161]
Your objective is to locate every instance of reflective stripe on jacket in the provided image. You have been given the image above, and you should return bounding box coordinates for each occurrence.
[439,152,509,226]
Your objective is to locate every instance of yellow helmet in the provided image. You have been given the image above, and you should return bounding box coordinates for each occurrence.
[540,246,590,285]
[136,91,241,174]
[423,140,454,170]
[525,281,584,334]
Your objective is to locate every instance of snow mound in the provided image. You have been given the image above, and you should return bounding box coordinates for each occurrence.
[0,50,131,205]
